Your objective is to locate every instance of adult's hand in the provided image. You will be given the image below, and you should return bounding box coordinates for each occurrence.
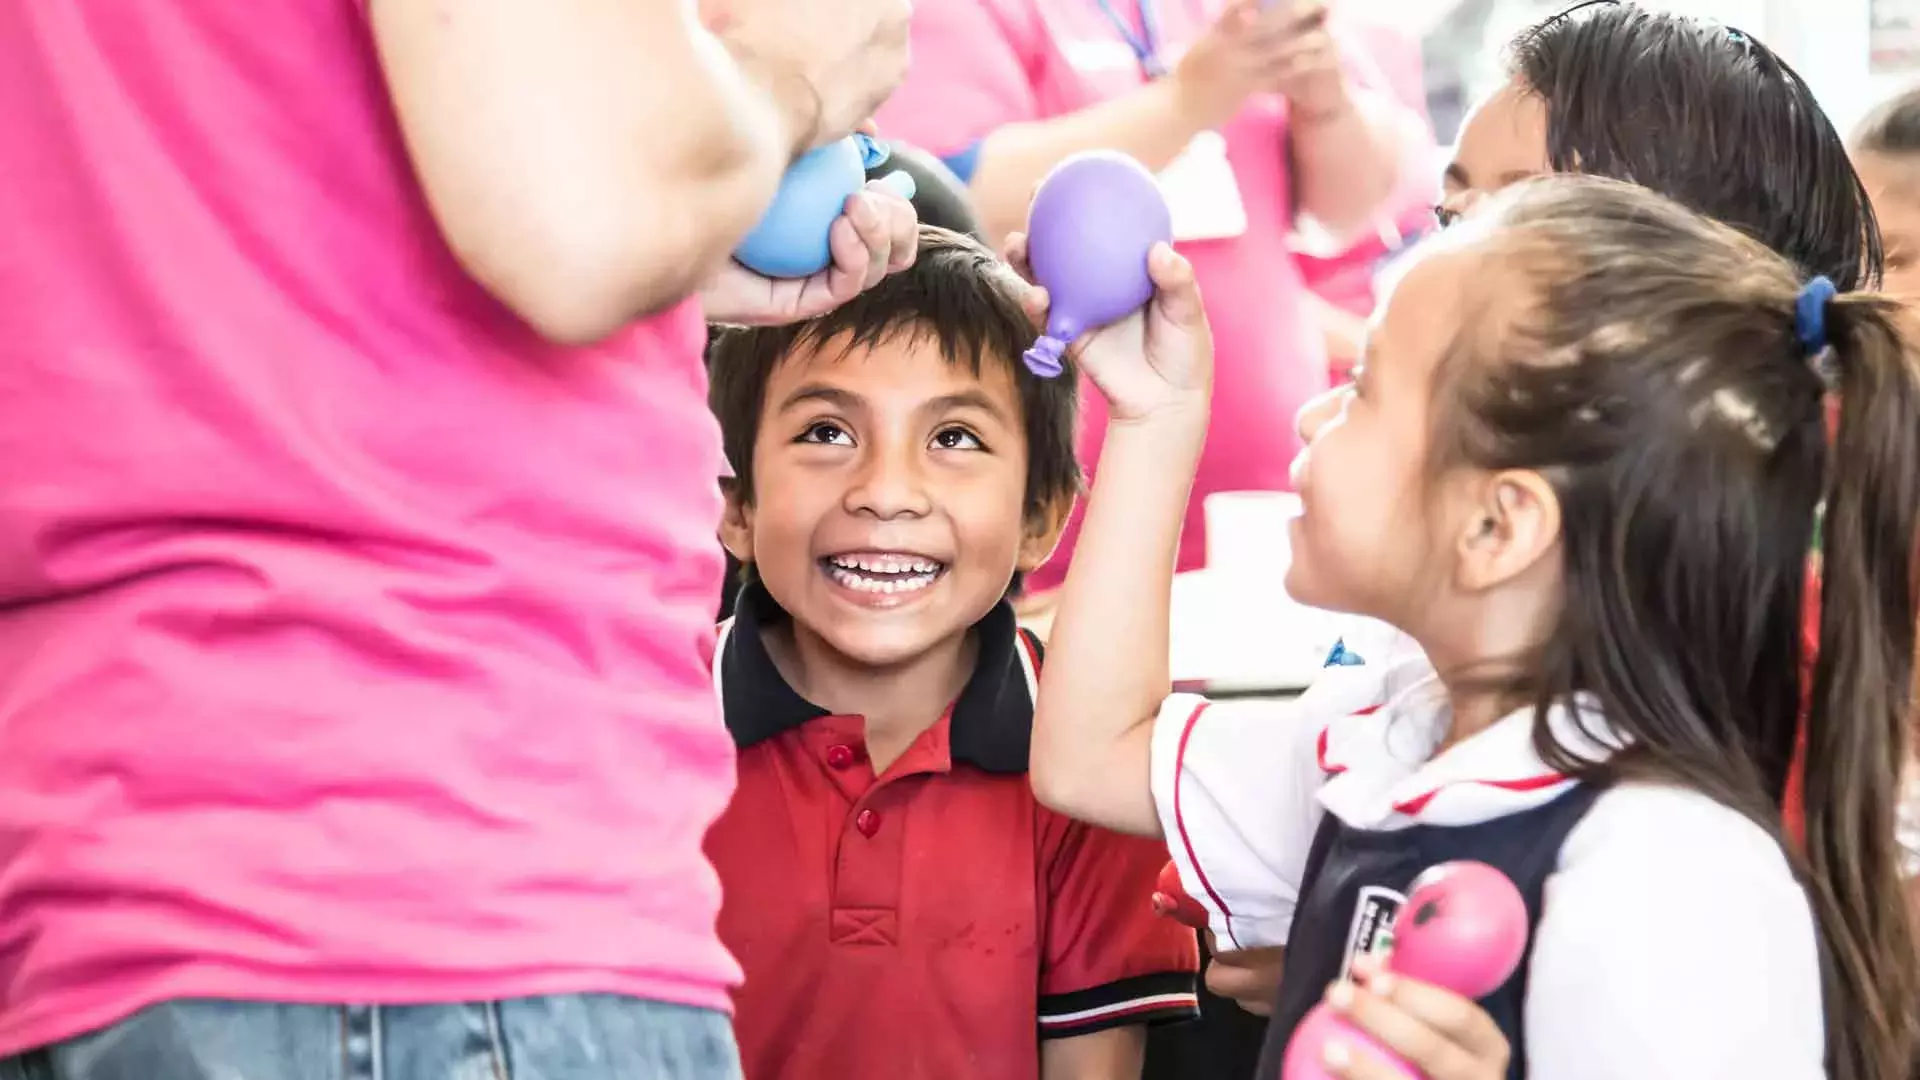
[1262,1,1350,122]
[718,0,913,151]
[1203,934,1286,1017]
[700,177,918,326]
[1171,0,1338,129]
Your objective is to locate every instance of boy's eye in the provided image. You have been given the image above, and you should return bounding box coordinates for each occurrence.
[931,427,984,451]
[798,422,854,446]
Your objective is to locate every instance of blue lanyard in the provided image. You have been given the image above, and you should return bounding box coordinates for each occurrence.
[1093,0,1164,77]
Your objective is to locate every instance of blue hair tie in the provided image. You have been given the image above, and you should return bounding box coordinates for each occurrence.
[1795,276,1836,354]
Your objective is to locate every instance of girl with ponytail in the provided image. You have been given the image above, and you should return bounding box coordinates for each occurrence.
[1028,174,1920,1077]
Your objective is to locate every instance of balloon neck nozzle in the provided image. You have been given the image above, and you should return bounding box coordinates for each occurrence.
[1023,337,1067,379]
[853,132,892,169]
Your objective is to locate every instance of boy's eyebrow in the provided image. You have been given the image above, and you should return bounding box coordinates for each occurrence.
[775,383,866,413]
[1444,162,1472,190]
[923,389,1012,425]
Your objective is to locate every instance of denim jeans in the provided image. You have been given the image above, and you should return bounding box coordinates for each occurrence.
[0,995,741,1080]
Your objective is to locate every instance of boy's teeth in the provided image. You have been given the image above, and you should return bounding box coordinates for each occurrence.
[828,555,942,574]
[824,554,944,595]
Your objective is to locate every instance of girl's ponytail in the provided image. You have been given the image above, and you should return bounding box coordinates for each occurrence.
[1799,289,1920,1080]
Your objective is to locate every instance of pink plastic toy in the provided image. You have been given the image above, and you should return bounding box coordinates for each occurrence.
[1391,861,1530,1000]
[1282,1004,1422,1080]
[1020,151,1173,378]
[1281,860,1527,1080]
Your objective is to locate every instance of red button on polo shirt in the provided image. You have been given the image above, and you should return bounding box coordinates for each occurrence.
[706,587,1202,1080]
[826,744,858,770]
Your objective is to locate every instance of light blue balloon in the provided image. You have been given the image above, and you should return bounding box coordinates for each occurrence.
[735,135,895,279]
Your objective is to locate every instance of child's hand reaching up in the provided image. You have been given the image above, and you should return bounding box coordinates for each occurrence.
[1003,233,1213,424]
[1017,230,1215,839]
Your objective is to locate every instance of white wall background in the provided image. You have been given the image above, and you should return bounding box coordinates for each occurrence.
[1759,0,1913,134]
[1377,0,1916,136]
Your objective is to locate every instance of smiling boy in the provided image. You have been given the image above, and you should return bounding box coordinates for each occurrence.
[703,228,1200,1080]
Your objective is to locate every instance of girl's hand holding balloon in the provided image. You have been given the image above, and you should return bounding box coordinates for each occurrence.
[1004,231,1213,426]
[1319,955,1511,1080]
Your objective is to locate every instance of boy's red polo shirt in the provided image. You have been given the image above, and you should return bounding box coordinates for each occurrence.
[707,587,1200,1080]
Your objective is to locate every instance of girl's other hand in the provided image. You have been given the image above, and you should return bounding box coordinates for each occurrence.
[1003,232,1212,425]
[1322,955,1511,1080]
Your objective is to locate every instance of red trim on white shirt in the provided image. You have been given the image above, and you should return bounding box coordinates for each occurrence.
[1390,773,1568,818]
[1316,704,1382,775]
[1171,700,1241,949]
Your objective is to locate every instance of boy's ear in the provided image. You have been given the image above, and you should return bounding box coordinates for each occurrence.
[718,479,756,566]
[1016,493,1075,573]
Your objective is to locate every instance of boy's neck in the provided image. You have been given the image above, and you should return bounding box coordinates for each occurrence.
[764,621,981,773]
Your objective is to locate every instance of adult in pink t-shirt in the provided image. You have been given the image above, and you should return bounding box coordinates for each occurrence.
[876,0,1427,601]
[0,2,915,1075]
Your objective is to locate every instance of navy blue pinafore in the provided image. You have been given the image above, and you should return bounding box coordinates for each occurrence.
[1254,784,1604,1079]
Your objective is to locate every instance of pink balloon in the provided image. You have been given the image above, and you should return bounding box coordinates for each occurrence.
[1020,151,1173,378]
[1281,1002,1422,1080]
[1389,861,1529,1000]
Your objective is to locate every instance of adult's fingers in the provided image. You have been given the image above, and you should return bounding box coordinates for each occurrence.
[822,188,902,301]
[1242,0,1327,50]
[865,174,920,272]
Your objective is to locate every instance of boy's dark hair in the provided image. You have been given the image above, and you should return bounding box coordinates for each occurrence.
[1855,85,1920,156]
[866,143,988,244]
[1509,1,1883,290]
[708,225,1080,526]
[1450,176,1920,1080]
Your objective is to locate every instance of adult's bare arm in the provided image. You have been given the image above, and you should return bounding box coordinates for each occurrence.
[370,0,812,344]
[965,0,1291,244]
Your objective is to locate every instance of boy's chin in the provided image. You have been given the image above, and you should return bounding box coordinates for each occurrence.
[814,619,971,670]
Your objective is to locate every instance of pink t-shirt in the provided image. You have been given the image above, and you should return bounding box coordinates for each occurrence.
[0,4,738,1054]
[880,0,1394,589]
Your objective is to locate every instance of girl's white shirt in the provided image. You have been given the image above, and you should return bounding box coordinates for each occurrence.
[1150,618,1825,1078]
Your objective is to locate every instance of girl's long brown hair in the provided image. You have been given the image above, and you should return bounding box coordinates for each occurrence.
[1444,176,1920,1079]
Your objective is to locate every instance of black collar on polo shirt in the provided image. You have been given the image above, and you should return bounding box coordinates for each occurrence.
[718,582,1037,774]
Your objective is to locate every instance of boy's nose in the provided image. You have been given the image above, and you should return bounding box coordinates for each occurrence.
[1294,384,1346,443]
[846,448,932,519]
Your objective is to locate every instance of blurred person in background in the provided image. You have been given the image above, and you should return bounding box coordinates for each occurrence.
[1854,85,1920,297]
[876,0,1431,624]
[1295,13,1441,383]
[0,1,916,1075]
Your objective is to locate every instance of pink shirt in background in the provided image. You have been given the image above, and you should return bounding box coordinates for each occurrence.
[880,0,1403,590]
[0,4,738,1054]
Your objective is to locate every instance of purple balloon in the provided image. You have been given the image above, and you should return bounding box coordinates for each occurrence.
[1022,151,1174,378]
